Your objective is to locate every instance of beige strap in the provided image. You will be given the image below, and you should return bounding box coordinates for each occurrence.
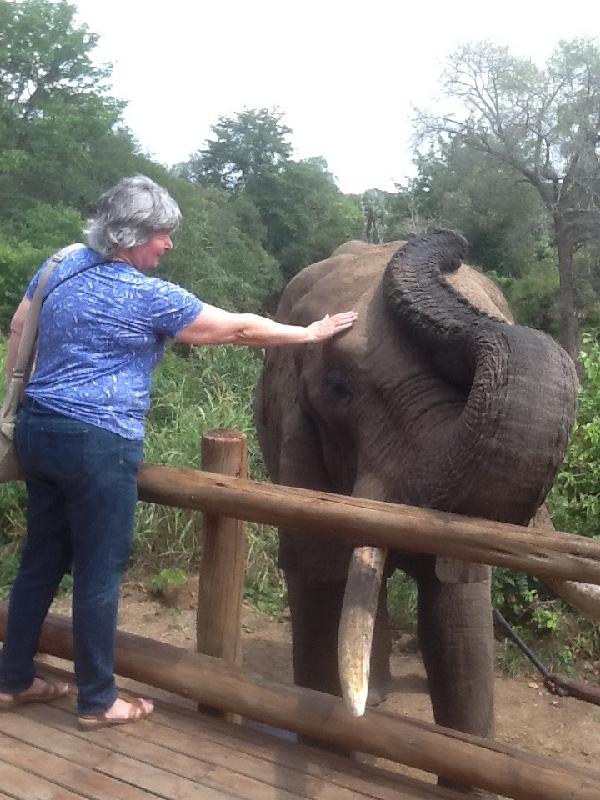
[13,243,86,379]
[1,244,86,433]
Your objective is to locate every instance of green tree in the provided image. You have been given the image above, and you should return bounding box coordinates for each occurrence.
[405,144,547,277]
[184,107,292,191]
[161,187,281,313]
[0,0,135,214]
[183,111,362,279]
[361,189,387,243]
[416,39,600,363]
[248,157,363,279]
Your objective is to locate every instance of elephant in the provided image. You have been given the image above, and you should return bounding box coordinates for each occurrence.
[255,231,580,793]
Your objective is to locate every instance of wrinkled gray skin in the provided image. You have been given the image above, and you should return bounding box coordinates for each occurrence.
[255,232,578,795]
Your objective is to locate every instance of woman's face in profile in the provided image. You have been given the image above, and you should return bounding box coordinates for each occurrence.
[120,233,174,270]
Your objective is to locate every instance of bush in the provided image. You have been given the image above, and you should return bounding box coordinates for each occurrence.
[135,344,285,605]
[549,332,600,538]
[0,204,85,332]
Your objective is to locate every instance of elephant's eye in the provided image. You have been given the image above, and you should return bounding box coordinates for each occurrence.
[326,369,352,400]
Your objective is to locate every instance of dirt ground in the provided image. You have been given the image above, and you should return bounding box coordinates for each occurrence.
[50,577,600,781]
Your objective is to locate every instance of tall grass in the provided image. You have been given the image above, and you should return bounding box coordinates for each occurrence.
[0,339,286,605]
[131,344,286,606]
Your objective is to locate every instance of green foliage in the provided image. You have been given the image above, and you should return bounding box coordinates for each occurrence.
[183,109,363,281]
[394,144,547,280]
[136,344,285,606]
[0,205,85,331]
[249,158,363,279]
[185,107,292,191]
[0,0,108,105]
[0,0,131,215]
[492,570,561,633]
[161,189,281,313]
[505,257,561,333]
[387,572,418,629]
[147,567,188,594]
[416,38,600,357]
[8,203,85,249]
[134,344,267,565]
[549,333,600,538]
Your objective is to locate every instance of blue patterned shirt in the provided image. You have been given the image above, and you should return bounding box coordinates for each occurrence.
[24,246,203,439]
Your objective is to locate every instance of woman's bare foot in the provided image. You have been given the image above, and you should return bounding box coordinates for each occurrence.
[0,676,71,708]
[104,695,153,721]
[78,693,153,730]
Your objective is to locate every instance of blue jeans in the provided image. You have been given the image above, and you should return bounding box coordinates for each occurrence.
[0,400,143,715]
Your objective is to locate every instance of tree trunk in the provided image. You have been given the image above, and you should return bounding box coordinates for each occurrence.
[555,225,580,371]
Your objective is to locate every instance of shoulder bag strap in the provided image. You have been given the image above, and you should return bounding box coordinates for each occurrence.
[12,243,86,381]
[2,242,85,415]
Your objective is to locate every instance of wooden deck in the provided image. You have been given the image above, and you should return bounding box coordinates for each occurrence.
[0,675,461,800]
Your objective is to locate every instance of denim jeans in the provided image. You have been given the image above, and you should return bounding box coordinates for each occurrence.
[0,400,143,715]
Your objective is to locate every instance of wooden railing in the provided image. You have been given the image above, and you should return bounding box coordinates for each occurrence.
[3,428,600,800]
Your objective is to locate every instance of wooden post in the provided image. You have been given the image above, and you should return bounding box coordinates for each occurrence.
[196,429,247,720]
[7,609,600,800]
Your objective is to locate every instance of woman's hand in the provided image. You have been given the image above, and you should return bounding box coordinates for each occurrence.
[305,311,358,343]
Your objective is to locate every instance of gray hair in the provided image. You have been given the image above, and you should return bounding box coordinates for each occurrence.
[86,175,182,257]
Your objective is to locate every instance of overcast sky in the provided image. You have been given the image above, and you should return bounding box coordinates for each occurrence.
[72,0,600,194]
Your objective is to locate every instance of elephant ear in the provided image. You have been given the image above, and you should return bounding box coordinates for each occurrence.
[255,348,353,582]
[278,406,354,582]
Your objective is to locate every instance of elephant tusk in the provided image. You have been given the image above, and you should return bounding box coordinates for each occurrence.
[545,578,600,622]
[338,545,387,717]
[531,506,600,621]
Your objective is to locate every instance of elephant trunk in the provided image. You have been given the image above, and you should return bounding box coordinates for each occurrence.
[382,231,578,525]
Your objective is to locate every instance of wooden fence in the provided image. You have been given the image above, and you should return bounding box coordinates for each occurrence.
[3,428,600,800]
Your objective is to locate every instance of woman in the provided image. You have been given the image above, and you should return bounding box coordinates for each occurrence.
[0,175,356,728]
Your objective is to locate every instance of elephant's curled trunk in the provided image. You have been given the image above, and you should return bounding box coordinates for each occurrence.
[382,230,578,524]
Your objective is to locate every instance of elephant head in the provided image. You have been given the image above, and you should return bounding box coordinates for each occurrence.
[256,231,579,718]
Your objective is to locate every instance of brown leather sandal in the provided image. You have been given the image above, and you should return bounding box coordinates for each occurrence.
[0,677,70,711]
[78,693,152,731]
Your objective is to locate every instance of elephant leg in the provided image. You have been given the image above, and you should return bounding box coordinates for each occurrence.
[286,571,344,696]
[417,561,495,797]
[286,571,351,754]
[367,580,393,706]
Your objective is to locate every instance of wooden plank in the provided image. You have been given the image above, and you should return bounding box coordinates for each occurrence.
[0,731,154,800]
[17,703,305,800]
[0,758,85,800]
[20,699,458,800]
[0,709,231,800]
[35,666,457,800]
[137,464,600,584]
[151,704,463,800]
[119,712,433,800]
[16,612,600,800]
